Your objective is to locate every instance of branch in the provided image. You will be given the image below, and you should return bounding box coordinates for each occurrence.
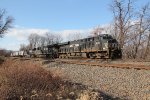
[0,16,13,37]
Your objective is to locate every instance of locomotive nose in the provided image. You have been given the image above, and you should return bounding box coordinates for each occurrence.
[103,42,108,50]
[108,39,119,49]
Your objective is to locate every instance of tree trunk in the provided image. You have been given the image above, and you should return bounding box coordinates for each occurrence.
[144,33,150,59]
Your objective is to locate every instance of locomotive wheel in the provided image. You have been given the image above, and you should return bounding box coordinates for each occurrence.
[89,54,93,58]
[89,53,96,59]
[59,55,62,58]
[86,53,90,58]
[118,50,122,58]
[111,50,122,59]
[111,52,115,59]
[65,56,68,59]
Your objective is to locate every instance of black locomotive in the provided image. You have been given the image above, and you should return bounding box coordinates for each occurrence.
[11,34,122,59]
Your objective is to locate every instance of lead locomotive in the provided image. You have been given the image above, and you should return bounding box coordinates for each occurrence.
[58,34,122,59]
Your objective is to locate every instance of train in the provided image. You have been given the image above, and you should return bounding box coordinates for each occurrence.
[11,34,122,59]
[11,51,28,57]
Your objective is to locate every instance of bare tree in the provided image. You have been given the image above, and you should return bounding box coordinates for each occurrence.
[28,32,63,49]
[45,32,63,45]
[91,26,104,36]
[53,33,63,43]
[39,36,47,47]
[0,9,13,38]
[115,2,150,59]
[45,33,55,45]
[28,33,40,49]
[144,31,150,58]
[131,3,150,58]
[110,0,133,48]
[67,32,83,41]
[19,44,27,51]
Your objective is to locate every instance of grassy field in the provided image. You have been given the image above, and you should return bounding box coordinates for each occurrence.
[0,58,102,100]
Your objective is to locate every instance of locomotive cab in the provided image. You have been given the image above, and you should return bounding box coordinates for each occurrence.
[108,39,122,59]
[97,34,122,59]
[105,37,122,59]
[101,35,112,50]
[57,34,122,59]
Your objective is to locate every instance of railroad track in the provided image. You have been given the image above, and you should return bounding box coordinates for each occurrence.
[11,57,150,70]
[55,59,150,70]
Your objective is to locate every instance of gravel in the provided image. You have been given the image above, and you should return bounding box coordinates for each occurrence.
[45,62,150,100]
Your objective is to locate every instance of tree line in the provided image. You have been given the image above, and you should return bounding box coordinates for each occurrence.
[20,33,63,51]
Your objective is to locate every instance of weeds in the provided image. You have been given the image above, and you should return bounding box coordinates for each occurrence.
[0,58,102,100]
[0,58,62,99]
[0,56,4,65]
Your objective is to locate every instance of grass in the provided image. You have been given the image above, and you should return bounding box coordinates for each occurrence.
[0,58,63,99]
[0,56,4,65]
[0,58,102,100]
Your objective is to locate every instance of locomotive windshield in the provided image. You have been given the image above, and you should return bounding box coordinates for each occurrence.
[108,39,118,43]
[102,35,118,44]
[102,35,113,40]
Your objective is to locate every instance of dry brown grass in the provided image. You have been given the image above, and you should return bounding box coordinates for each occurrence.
[0,58,102,100]
[0,58,62,99]
[0,56,4,65]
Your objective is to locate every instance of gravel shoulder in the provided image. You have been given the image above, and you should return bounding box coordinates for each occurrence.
[43,61,150,100]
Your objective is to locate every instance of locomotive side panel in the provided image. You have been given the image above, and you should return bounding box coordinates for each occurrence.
[58,34,122,59]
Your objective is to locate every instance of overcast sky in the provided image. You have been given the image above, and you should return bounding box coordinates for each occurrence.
[0,0,149,50]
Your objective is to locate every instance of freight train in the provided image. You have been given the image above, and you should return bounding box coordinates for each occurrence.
[11,34,122,59]
[11,51,28,57]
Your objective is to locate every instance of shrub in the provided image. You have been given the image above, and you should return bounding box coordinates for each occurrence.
[0,56,4,64]
[0,58,102,100]
[0,58,62,99]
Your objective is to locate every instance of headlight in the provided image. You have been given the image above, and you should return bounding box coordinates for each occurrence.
[111,43,118,48]
[103,47,106,50]
[96,42,100,44]
[103,43,108,50]
[104,43,108,48]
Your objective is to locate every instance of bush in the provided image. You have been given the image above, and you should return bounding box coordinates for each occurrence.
[0,58,62,99]
[0,56,4,64]
[0,58,102,100]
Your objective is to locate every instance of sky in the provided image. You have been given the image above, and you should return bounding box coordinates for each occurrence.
[0,0,149,51]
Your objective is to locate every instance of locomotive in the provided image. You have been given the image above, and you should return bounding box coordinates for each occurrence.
[31,34,121,59]
[11,34,122,59]
[58,34,122,59]
[11,51,28,57]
